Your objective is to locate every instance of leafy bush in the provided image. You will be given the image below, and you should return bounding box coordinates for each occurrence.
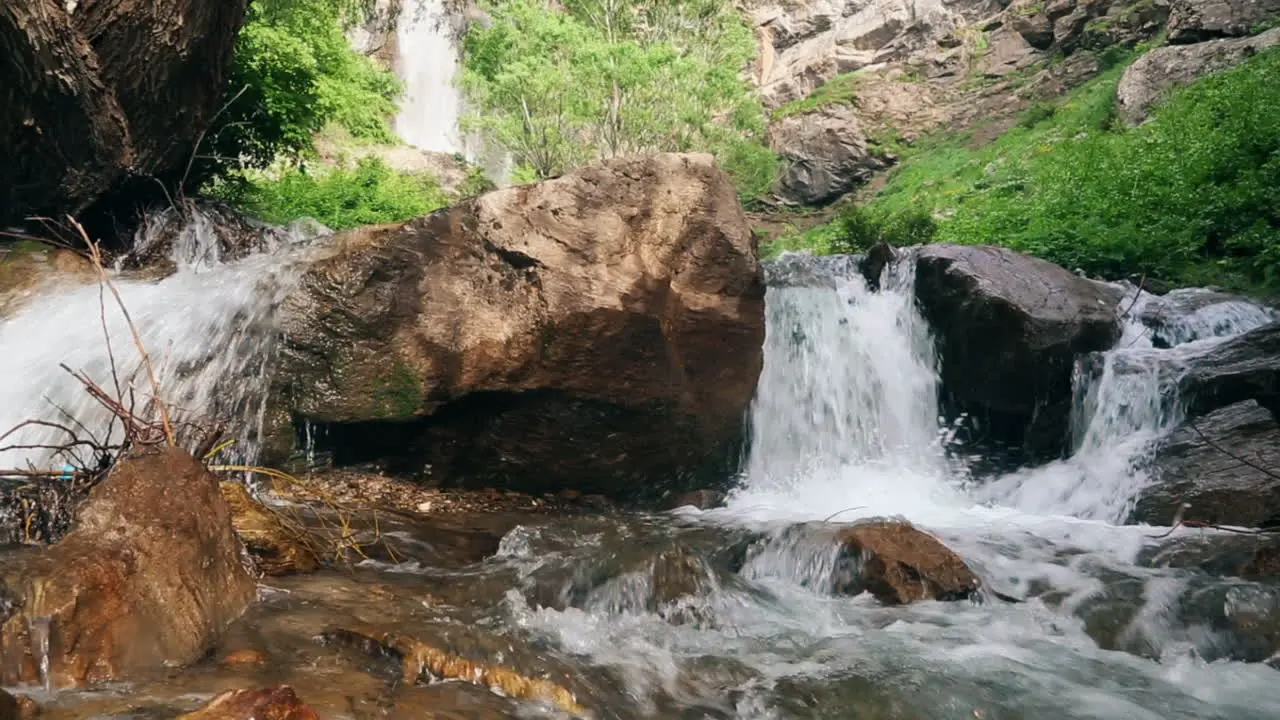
[829,206,939,254]
[198,0,402,182]
[459,0,777,201]
[219,157,450,230]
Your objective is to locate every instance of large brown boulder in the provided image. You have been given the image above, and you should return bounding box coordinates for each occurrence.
[913,245,1122,457]
[1167,0,1280,42]
[0,0,249,230]
[0,447,256,687]
[833,520,982,604]
[1130,401,1280,528]
[276,153,765,500]
[1117,28,1280,124]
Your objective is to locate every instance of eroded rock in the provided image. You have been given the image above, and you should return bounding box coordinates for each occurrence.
[833,520,981,604]
[277,153,765,500]
[0,447,256,687]
[1117,28,1280,124]
[1130,401,1280,528]
[913,245,1122,456]
[1167,0,1280,42]
[178,686,319,720]
[1178,321,1280,421]
[769,104,890,204]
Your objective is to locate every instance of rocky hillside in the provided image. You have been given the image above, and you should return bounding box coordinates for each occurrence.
[756,0,1279,205]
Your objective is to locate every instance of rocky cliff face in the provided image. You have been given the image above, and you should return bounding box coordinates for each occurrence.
[0,1,249,234]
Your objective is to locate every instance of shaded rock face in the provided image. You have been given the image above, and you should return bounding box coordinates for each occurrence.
[1167,0,1280,42]
[833,520,981,604]
[912,245,1122,457]
[0,447,256,688]
[1117,28,1280,123]
[0,0,250,233]
[1178,321,1280,421]
[178,686,321,720]
[1130,401,1280,528]
[769,105,890,204]
[277,153,765,501]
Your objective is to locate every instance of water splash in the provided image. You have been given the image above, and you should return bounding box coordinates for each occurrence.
[0,208,322,470]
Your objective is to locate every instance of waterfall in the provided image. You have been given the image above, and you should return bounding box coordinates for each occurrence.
[394,0,465,154]
[724,253,1276,528]
[0,210,321,472]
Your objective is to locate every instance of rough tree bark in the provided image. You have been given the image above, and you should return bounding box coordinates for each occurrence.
[0,0,249,235]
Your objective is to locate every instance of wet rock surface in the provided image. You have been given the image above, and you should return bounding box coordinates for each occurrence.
[913,244,1122,457]
[1118,28,1280,124]
[1130,401,1280,528]
[834,520,982,604]
[220,482,320,576]
[1178,321,1280,421]
[177,686,320,720]
[277,153,765,501]
[0,447,255,687]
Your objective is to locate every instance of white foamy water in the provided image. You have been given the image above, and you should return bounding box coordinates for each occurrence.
[0,210,323,470]
[395,0,464,153]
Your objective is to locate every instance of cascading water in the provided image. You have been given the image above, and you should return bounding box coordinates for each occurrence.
[394,0,465,153]
[0,209,323,472]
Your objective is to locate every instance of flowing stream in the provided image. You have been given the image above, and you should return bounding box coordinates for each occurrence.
[3,234,1280,718]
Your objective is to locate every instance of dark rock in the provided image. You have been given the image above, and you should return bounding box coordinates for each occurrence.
[1008,1,1056,49]
[1118,29,1280,124]
[833,520,982,604]
[768,105,890,205]
[1178,321,1280,421]
[275,153,765,501]
[177,686,320,720]
[662,489,727,510]
[1136,287,1278,348]
[1130,401,1280,528]
[120,201,326,271]
[0,447,256,687]
[860,242,897,291]
[1167,0,1280,42]
[913,245,1122,457]
[0,0,250,235]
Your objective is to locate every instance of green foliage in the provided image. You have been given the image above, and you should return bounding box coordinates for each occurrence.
[781,48,1280,291]
[201,0,401,180]
[217,157,450,230]
[459,0,776,200]
[828,206,938,254]
[773,73,863,119]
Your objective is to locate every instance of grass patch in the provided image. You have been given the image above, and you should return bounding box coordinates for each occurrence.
[770,47,1280,292]
[773,73,863,119]
[214,156,451,230]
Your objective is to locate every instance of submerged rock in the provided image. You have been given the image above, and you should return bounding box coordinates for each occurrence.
[834,520,981,604]
[276,153,765,501]
[1130,401,1280,528]
[1118,28,1280,124]
[0,447,255,687]
[177,686,319,720]
[913,245,1122,457]
[220,482,320,576]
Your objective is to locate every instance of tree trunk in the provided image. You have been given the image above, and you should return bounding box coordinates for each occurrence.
[0,0,249,236]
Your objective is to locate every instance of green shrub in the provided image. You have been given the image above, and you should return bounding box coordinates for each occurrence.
[829,206,939,254]
[198,0,401,184]
[219,157,450,230]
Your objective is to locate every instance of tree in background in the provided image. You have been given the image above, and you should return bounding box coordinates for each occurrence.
[460,0,777,200]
